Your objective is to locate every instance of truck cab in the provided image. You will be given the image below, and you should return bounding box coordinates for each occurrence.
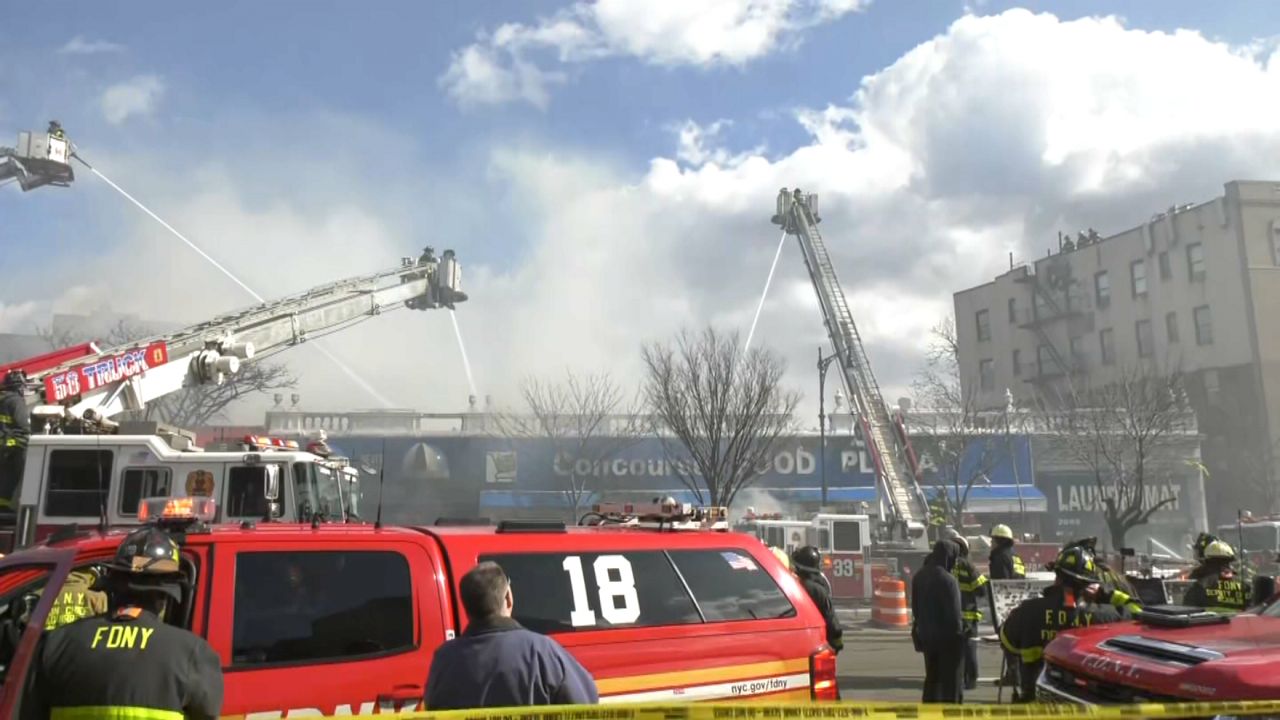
[3,432,352,552]
[1217,520,1280,577]
[0,499,837,717]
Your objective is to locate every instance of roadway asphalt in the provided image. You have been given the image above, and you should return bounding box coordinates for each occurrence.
[835,609,1010,703]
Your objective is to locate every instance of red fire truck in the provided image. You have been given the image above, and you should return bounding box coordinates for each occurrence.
[0,499,838,716]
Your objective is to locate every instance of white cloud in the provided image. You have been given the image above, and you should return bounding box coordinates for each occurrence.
[0,302,38,334]
[13,9,1280,429]
[101,75,164,125]
[58,36,126,55]
[441,0,869,108]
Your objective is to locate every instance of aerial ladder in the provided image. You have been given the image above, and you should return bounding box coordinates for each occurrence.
[0,122,75,191]
[772,188,929,547]
[2,248,466,429]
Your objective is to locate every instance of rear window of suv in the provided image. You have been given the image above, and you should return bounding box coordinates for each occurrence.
[481,548,794,634]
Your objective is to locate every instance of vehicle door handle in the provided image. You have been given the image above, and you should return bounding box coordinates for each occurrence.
[378,685,423,703]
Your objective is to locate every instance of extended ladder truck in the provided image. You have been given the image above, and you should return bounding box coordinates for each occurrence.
[772,188,931,553]
[1,124,469,550]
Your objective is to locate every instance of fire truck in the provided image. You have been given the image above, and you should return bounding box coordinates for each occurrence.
[1217,517,1280,577]
[737,511,893,600]
[1,237,466,551]
[0,498,839,715]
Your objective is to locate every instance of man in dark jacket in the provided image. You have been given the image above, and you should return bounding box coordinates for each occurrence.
[911,540,965,703]
[23,526,223,720]
[426,562,598,709]
[791,546,844,654]
[1000,546,1123,702]
[0,369,30,510]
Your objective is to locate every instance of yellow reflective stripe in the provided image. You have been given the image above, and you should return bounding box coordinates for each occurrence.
[52,708,184,720]
[956,581,983,592]
[974,575,989,588]
[962,611,983,621]
[1000,628,1041,663]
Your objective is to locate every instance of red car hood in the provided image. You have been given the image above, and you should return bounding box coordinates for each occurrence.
[1045,614,1280,701]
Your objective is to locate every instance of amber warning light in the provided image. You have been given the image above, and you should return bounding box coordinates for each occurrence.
[137,497,217,525]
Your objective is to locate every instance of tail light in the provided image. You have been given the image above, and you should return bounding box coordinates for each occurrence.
[810,646,838,701]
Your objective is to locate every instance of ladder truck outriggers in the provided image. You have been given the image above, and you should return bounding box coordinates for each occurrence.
[0,247,467,552]
[771,188,932,553]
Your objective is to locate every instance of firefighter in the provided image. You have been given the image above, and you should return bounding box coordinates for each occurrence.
[947,530,987,690]
[988,524,1025,579]
[791,546,844,655]
[48,120,65,140]
[24,526,224,720]
[43,566,109,630]
[1183,540,1250,615]
[910,540,965,703]
[0,369,30,510]
[999,546,1124,702]
[1055,537,1143,616]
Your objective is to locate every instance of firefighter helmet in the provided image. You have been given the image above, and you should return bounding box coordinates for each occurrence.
[1203,540,1236,561]
[2,369,25,391]
[944,527,969,554]
[1194,532,1220,561]
[1053,546,1099,585]
[791,546,822,573]
[107,527,185,603]
[990,524,1014,541]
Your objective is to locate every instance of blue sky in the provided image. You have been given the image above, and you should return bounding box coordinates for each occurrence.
[2,1,1279,418]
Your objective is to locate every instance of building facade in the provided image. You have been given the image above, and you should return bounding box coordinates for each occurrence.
[955,180,1280,523]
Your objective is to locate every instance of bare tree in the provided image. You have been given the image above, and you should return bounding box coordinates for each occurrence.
[37,318,296,429]
[911,318,1011,529]
[641,327,800,509]
[491,371,647,521]
[1038,364,1193,550]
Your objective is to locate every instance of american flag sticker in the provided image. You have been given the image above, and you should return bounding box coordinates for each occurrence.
[722,552,758,571]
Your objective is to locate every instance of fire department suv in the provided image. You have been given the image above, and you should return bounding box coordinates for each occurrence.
[0,499,839,717]
[1038,604,1280,703]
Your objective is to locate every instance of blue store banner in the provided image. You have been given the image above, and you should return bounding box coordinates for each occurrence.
[324,432,1039,524]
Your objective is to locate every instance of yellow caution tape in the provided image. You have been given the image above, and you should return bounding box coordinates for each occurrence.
[381,701,1280,720]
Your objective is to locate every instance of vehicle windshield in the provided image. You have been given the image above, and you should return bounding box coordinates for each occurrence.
[314,464,345,520]
[1220,526,1279,554]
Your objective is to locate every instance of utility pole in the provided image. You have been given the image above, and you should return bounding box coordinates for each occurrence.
[818,347,838,507]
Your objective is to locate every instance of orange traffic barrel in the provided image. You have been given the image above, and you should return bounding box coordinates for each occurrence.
[871,578,910,629]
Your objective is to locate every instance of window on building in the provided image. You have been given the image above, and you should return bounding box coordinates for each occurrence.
[1131,259,1147,297]
[1069,336,1085,367]
[119,468,172,516]
[1159,251,1172,280]
[1007,297,1017,324]
[231,551,414,666]
[1095,271,1111,308]
[1187,243,1206,280]
[668,550,796,623]
[1166,312,1180,343]
[482,551,701,632]
[1100,328,1116,365]
[1037,345,1054,375]
[1194,305,1213,345]
[1012,349,1022,377]
[44,450,114,518]
[976,309,991,342]
[1136,320,1154,358]
[979,359,994,391]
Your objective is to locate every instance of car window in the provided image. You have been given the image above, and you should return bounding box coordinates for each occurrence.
[224,465,282,518]
[44,450,113,517]
[668,550,796,622]
[119,468,172,516]
[0,565,56,684]
[832,521,862,552]
[481,551,700,634]
[231,551,414,667]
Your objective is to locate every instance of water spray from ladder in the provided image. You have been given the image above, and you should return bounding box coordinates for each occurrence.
[74,156,397,408]
[742,231,788,356]
[449,309,479,400]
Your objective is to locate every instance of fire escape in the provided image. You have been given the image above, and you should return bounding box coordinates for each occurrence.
[1015,264,1087,386]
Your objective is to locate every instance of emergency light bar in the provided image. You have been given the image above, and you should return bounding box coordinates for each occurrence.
[242,435,301,451]
[592,500,730,531]
[137,497,217,525]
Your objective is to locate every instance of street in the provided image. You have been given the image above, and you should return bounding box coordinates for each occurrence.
[836,612,1009,703]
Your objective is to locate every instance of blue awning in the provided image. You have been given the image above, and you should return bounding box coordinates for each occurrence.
[479,485,1046,513]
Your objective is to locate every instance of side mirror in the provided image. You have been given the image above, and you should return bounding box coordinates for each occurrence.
[264,465,280,501]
